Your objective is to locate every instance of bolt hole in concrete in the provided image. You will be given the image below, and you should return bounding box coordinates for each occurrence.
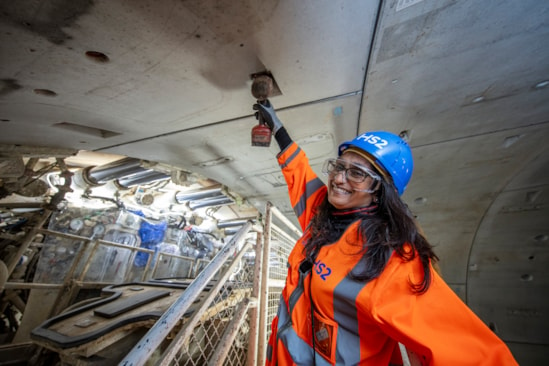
[34,89,57,96]
[85,51,110,63]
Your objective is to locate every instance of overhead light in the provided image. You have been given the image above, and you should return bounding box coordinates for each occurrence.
[534,80,549,89]
[472,96,485,103]
[502,134,523,148]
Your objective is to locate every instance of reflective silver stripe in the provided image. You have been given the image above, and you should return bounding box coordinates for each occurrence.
[275,263,318,364]
[278,309,331,365]
[278,305,331,366]
[279,146,302,169]
[293,177,325,218]
[285,261,310,324]
[332,274,369,365]
[331,246,393,364]
[276,293,315,365]
[281,328,314,365]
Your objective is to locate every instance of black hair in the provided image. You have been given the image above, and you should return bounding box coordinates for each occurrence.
[304,179,438,294]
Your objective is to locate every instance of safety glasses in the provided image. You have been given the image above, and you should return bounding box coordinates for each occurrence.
[322,158,381,184]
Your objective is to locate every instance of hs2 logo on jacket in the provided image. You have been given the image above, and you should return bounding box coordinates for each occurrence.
[314,259,332,280]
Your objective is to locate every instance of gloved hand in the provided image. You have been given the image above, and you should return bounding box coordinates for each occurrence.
[253,99,283,134]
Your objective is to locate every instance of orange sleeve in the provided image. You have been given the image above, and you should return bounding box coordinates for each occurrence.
[367,256,518,365]
[277,142,326,231]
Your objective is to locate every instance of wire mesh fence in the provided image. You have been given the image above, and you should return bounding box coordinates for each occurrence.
[161,207,298,366]
[168,243,257,366]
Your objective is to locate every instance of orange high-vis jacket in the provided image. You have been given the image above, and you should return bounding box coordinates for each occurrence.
[266,142,518,365]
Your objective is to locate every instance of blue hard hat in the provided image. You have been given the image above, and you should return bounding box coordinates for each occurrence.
[338,131,413,195]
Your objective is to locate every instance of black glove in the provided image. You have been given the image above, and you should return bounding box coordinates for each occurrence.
[253,99,283,134]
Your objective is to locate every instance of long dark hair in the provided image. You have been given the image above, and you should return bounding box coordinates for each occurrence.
[304,179,438,294]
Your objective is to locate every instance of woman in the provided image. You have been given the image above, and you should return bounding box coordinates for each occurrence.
[253,100,518,365]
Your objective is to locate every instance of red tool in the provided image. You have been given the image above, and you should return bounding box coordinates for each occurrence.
[251,75,274,147]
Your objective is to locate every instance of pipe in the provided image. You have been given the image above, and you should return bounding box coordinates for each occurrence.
[116,170,170,187]
[223,227,241,236]
[86,157,146,184]
[174,186,223,203]
[188,196,234,210]
[120,221,253,366]
[217,218,256,229]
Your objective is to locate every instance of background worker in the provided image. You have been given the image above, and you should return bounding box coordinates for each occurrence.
[253,100,518,365]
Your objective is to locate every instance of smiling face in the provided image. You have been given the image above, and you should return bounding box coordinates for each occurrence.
[326,151,380,210]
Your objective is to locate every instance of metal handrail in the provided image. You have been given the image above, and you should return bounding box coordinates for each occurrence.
[157,239,254,365]
[120,221,254,366]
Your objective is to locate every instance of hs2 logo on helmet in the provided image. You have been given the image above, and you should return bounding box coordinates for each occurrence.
[356,134,389,149]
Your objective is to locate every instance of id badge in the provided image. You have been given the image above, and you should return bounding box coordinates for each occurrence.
[313,310,338,363]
